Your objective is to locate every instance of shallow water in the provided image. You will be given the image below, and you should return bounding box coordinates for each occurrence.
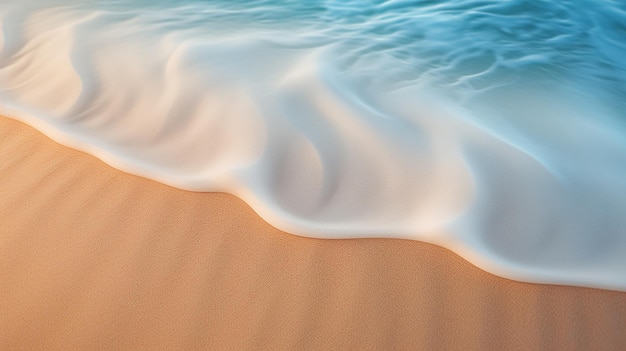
[1,0,625,290]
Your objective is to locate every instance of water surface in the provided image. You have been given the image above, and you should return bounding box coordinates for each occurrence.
[1,0,625,290]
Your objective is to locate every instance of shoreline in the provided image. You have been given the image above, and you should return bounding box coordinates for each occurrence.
[1,116,625,350]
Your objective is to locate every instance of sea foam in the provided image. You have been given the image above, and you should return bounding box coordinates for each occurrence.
[1,0,625,291]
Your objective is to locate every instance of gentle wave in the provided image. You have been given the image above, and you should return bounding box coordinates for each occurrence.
[1,0,626,291]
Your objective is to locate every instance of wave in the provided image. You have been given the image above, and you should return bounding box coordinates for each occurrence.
[1,0,626,291]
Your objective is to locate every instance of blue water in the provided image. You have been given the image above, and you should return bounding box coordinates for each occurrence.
[84,0,626,97]
[1,0,626,290]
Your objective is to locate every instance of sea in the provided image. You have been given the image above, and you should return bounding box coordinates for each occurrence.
[1,0,625,290]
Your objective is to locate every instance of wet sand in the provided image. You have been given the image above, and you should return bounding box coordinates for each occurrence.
[1,116,625,350]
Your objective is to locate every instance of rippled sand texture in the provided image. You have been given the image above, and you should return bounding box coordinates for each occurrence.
[1,117,626,350]
[1,0,626,290]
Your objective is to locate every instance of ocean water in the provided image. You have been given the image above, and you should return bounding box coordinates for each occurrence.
[1,0,625,290]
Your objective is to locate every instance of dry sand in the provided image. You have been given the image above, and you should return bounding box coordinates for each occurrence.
[1,116,625,350]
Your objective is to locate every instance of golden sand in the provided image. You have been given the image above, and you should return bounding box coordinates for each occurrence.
[1,116,625,350]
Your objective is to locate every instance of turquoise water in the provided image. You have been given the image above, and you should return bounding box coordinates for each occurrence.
[85,0,626,99]
[1,0,625,290]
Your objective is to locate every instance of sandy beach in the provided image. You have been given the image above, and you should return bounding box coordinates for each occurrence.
[1,115,625,350]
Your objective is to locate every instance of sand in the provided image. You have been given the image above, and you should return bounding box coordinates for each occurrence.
[0,115,625,350]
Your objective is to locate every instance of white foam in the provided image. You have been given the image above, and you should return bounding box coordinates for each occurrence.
[1,1,625,291]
